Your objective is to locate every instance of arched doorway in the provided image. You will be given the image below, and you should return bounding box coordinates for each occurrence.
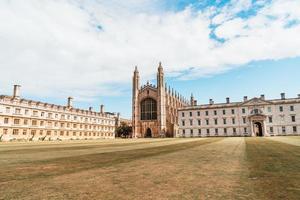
[145,128,152,138]
[254,122,263,137]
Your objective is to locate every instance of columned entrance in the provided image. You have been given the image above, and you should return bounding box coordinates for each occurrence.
[145,128,152,138]
[254,122,263,137]
[248,108,268,137]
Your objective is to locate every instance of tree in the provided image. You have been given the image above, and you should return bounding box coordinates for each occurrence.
[116,122,132,138]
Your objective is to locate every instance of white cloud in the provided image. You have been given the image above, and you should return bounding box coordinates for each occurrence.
[0,0,299,100]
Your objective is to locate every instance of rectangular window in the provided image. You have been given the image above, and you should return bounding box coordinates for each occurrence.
[24,119,28,125]
[41,112,45,117]
[243,117,246,124]
[13,129,19,135]
[214,119,218,125]
[232,118,235,124]
[14,119,20,125]
[268,107,271,112]
[215,128,218,135]
[279,106,283,112]
[48,122,52,127]
[4,118,9,124]
[269,116,273,123]
[190,129,193,136]
[223,110,226,115]
[32,120,37,126]
[293,126,297,133]
[231,109,235,114]
[31,130,36,136]
[190,120,193,126]
[33,111,38,116]
[6,107,10,113]
[242,108,246,114]
[197,111,200,116]
[233,128,236,134]
[291,115,296,122]
[182,120,185,126]
[206,129,210,134]
[15,108,21,114]
[3,129,8,134]
[244,127,247,133]
[282,126,286,133]
[23,130,27,135]
[25,110,29,115]
[270,127,274,133]
[214,110,217,115]
[198,120,201,126]
[223,118,227,125]
[198,129,201,135]
[205,111,209,116]
[206,119,209,125]
[189,112,192,117]
[224,128,227,134]
[40,121,44,126]
[290,106,294,111]
[47,131,51,135]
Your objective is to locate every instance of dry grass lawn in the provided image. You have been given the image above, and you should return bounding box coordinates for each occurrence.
[0,137,299,200]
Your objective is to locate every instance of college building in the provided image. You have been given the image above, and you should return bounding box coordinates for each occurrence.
[0,85,117,141]
[132,63,190,138]
[177,93,300,137]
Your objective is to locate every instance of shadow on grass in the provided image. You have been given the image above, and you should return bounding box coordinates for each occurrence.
[245,138,300,199]
[0,138,222,183]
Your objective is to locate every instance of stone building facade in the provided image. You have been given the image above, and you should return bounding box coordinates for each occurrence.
[0,85,116,141]
[178,94,300,137]
[132,63,189,138]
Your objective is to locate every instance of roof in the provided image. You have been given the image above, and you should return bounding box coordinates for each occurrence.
[0,95,115,117]
[179,97,300,111]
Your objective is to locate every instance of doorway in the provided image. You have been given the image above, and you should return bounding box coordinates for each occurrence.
[254,122,263,137]
[145,128,152,138]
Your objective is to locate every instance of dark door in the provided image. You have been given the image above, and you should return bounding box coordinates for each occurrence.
[254,122,263,136]
[145,128,152,138]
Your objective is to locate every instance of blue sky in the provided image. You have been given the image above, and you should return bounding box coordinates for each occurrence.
[0,0,300,118]
[94,57,300,118]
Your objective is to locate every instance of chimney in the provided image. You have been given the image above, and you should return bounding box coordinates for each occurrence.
[243,96,248,102]
[209,99,214,105]
[89,107,93,111]
[194,100,197,106]
[67,97,73,108]
[100,104,104,113]
[13,85,21,99]
[281,93,285,100]
[190,93,194,106]
[260,94,265,100]
[298,94,300,98]
[226,97,230,104]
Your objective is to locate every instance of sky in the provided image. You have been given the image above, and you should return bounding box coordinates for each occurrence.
[0,0,300,118]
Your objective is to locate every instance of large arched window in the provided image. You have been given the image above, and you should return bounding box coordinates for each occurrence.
[141,98,157,120]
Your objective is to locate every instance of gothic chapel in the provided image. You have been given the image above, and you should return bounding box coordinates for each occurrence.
[132,63,189,138]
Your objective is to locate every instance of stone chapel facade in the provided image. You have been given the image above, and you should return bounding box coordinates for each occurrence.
[132,63,189,138]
